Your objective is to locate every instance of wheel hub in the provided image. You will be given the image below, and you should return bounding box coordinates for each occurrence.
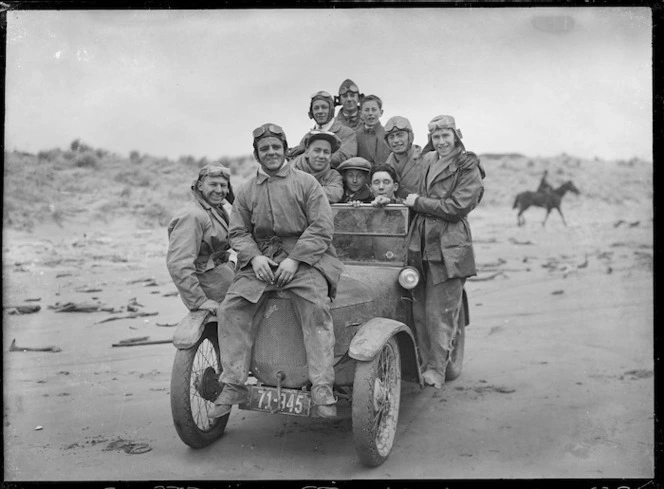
[194,366,222,402]
[373,378,387,411]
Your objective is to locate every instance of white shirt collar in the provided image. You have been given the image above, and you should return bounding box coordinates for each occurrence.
[257,160,288,178]
[315,119,335,132]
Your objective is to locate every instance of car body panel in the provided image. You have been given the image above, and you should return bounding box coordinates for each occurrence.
[349,317,411,361]
[349,317,422,385]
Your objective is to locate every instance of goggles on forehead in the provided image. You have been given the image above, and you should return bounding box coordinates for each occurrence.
[252,123,286,139]
[338,84,359,95]
[427,117,457,133]
[385,119,411,133]
[310,90,333,100]
[199,165,230,180]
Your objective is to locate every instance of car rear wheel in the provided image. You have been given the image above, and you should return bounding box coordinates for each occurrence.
[352,336,401,467]
[445,305,466,381]
[170,324,228,448]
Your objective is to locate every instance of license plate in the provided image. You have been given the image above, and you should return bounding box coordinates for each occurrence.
[241,385,312,417]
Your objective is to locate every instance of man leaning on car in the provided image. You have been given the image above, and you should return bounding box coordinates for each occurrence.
[166,164,235,314]
[210,123,344,419]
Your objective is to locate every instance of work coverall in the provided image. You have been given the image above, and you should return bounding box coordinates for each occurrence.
[407,146,484,385]
[355,123,392,168]
[218,163,343,406]
[335,108,362,131]
[166,188,234,310]
[291,153,344,203]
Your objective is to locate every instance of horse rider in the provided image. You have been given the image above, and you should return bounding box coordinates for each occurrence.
[537,169,554,194]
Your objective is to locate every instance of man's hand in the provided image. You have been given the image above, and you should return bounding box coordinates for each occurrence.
[251,255,278,283]
[274,257,300,287]
[198,299,220,314]
[371,195,391,207]
[404,193,419,207]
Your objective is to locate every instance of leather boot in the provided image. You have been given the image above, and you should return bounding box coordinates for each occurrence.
[316,404,337,418]
[208,384,248,419]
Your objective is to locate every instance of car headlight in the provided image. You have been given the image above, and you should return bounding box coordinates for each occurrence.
[398,266,420,290]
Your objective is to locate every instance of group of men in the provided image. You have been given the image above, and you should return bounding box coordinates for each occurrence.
[166,78,485,419]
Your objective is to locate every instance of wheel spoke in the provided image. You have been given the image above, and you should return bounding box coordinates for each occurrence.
[188,338,220,431]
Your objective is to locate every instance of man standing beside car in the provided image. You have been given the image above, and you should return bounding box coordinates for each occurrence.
[211,123,344,419]
[166,164,235,314]
[404,115,484,390]
[383,116,425,199]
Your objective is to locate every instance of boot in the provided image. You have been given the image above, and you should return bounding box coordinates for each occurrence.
[208,383,248,419]
[422,369,445,389]
[316,404,337,418]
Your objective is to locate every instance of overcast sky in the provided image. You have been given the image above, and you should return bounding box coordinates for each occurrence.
[4,7,652,162]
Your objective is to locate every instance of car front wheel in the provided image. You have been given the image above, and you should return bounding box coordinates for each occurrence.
[352,336,401,467]
[170,324,228,448]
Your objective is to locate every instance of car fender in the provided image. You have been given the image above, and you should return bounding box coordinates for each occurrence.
[349,317,421,384]
[172,310,216,349]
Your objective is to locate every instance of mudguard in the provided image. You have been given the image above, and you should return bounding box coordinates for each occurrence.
[172,310,215,350]
[349,317,421,384]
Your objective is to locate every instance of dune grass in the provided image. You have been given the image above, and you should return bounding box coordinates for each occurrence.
[3,144,257,231]
[2,143,651,232]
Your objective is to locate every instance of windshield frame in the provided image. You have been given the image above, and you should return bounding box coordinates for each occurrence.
[331,203,409,266]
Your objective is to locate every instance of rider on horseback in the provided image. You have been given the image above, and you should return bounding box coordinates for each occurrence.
[537,169,554,195]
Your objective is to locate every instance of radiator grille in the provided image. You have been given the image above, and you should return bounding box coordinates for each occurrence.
[251,296,309,387]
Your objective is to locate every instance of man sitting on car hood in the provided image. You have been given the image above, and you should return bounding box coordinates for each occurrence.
[211,123,344,419]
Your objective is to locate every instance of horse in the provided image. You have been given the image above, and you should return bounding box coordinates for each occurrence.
[512,180,580,227]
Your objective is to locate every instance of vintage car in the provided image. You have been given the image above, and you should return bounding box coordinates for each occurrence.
[169,204,470,467]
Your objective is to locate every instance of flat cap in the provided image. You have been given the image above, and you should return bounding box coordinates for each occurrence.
[337,157,372,173]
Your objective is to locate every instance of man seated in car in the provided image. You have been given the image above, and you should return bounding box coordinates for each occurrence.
[211,123,343,419]
[333,164,405,262]
[337,157,374,204]
[369,164,402,207]
[367,165,406,262]
[291,130,344,203]
[332,156,373,259]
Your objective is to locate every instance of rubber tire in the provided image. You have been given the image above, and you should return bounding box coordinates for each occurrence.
[445,306,466,381]
[170,324,228,448]
[352,336,401,467]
